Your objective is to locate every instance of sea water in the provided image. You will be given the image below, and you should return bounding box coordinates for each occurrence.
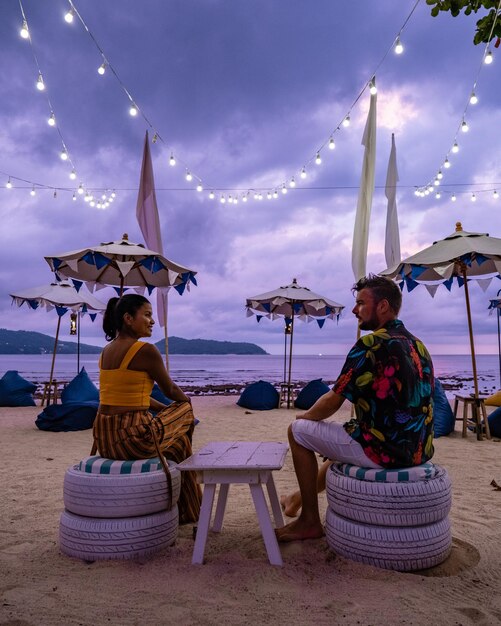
[0,353,499,398]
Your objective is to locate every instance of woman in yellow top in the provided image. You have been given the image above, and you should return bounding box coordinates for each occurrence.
[92,293,201,524]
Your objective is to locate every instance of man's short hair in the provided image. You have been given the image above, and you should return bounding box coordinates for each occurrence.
[353,274,402,315]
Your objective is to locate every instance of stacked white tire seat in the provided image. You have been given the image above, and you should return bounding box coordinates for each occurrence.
[325,461,452,571]
[60,456,180,561]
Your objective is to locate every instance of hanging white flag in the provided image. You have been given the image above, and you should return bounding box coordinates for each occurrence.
[384,133,401,269]
[352,81,377,281]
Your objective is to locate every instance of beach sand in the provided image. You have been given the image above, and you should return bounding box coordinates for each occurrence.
[1,397,501,626]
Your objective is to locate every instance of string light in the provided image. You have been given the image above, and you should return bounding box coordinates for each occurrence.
[209,190,215,199]
[60,149,68,161]
[469,91,478,104]
[185,171,193,182]
[451,194,457,202]
[394,36,404,54]
[461,119,469,132]
[484,50,493,65]
[315,152,322,165]
[289,177,296,188]
[273,190,278,199]
[494,190,499,199]
[443,158,451,169]
[220,195,226,204]
[64,8,74,23]
[169,153,176,166]
[47,112,56,126]
[328,137,335,150]
[53,190,57,199]
[36,73,45,91]
[437,170,443,180]
[242,193,248,202]
[129,105,138,117]
[369,78,377,95]
[342,115,350,127]
[6,178,12,189]
[300,167,307,179]
[435,191,441,199]
[281,184,287,194]
[452,142,459,153]
[97,62,106,75]
[30,186,36,196]
[69,169,77,180]
[196,183,203,192]
[77,183,84,195]
[20,20,29,39]
[471,193,476,202]
[72,193,77,201]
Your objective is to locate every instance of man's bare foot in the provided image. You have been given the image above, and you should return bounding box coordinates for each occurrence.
[275,519,324,543]
[280,493,301,518]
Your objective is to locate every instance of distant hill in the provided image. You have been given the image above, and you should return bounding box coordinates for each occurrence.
[155,337,267,355]
[0,328,101,354]
[0,328,267,355]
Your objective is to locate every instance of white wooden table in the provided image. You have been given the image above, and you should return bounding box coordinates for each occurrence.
[177,441,289,566]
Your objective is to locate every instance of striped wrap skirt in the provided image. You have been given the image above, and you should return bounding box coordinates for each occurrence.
[92,401,202,524]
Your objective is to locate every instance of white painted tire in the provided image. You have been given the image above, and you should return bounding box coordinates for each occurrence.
[326,464,451,527]
[63,463,181,518]
[325,507,452,571]
[59,508,178,561]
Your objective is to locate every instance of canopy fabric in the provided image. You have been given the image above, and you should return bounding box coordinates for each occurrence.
[44,234,197,293]
[380,223,501,288]
[246,279,344,320]
[10,280,106,315]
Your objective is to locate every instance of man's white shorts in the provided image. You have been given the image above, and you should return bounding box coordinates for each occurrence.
[291,419,381,468]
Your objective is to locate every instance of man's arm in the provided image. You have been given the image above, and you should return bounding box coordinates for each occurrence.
[298,390,345,421]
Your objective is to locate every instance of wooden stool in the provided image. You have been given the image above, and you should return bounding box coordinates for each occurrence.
[41,380,59,406]
[279,383,293,409]
[453,394,491,440]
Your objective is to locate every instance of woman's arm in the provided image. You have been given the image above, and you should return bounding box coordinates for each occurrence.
[135,343,190,403]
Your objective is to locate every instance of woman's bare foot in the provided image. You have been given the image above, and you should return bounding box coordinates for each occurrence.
[280,492,301,517]
[275,518,324,543]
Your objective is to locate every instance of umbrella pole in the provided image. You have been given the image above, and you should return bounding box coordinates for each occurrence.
[462,266,483,440]
[48,316,61,402]
[163,297,169,373]
[287,307,295,409]
[497,289,501,388]
[350,325,361,418]
[283,325,287,384]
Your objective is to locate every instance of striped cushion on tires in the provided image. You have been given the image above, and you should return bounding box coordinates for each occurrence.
[77,455,165,474]
[332,461,437,482]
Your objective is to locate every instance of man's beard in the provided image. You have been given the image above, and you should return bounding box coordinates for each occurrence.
[358,315,379,331]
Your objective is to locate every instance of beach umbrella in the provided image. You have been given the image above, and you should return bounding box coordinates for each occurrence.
[44,233,197,297]
[245,278,345,407]
[380,221,501,408]
[9,279,106,392]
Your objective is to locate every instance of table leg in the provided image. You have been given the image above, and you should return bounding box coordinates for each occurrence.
[265,475,284,528]
[249,483,283,566]
[472,402,483,441]
[212,484,229,532]
[192,482,216,565]
[462,401,468,438]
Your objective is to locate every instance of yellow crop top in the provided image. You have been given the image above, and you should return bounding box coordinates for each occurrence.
[99,341,154,406]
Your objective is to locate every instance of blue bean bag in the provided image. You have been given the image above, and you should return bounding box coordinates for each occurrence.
[151,383,173,407]
[237,380,279,411]
[35,400,98,432]
[0,370,37,407]
[61,367,99,404]
[433,378,455,438]
[294,378,330,410]
[488,406,501,438]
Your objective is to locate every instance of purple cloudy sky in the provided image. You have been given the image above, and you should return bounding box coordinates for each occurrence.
[1,0,500,356]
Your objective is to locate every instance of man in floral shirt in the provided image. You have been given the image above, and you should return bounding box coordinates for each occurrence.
[277,274,434,542]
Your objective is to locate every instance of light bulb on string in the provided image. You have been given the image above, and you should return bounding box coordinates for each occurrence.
[129,105,138,117]
[228,195,233,204]
[328,137,335,150]
[69,169,76,180]
[169,153,176,166]
[267,191,272,200]
[101,194,106,200]
[233,197,238,205]
[443,158,451,169]
[90,201,95,207]
[253,192,259,200]
[242,193,248,202]
[471,193,476,202]
[77,183,84,195]
[451,193,457,202]
[484,50,493,65]
[111,191,116,198]
[273,190,278,199]
[72,193,76,201]
[428,185,434,192]
[424,189,430,196]
[461,119,469,132]
[494,190,499,199]
[300,167,307,179]
[435,191,441,199]
[209,190,215,199]
[30,186,36,196]
[48,113,56,126]
[36,74,45,91]
[394,36,404,54]
[452,141,459,153]
[258,193,263,200]
[97,62,106,75]
[437,170,443,180]
[6,178,12,189]
[342,115,350,128]
[20,20,29,39]
[281,184,287,194]
[53,190,57,199]
[64,8,74,23]
[84,193,91,202]
[220,195,226,204]
[469,92,478,104]
[434,179,440,186]
[60,149,68,161]
[185,171,193,182]
[315,152,322,165]
[414,189,419,197]
[196,183,203,192]
[289,177,296,188]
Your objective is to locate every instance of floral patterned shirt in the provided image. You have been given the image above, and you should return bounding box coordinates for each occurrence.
[333,319,434,469]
